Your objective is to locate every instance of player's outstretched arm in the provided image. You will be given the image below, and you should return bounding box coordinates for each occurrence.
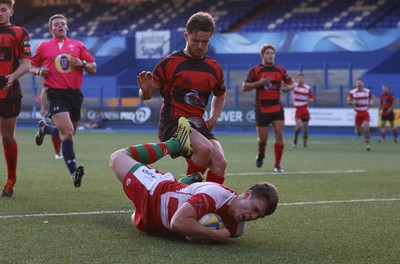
[347,95,354,105]
[39,86,48,116]
[170,202,231,243]
[137,71,160,100]
[281,82,295,93]
[207,93,226,131]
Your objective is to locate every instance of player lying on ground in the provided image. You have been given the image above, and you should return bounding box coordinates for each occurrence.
[109,117,279,243]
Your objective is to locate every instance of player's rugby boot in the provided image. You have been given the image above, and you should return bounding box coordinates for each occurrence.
[35,119,47,146]
[72,166,85,187]
[2,182,14,197]
[178,172,203,184]
[273,166,284,173]
[256,155,264,168]
[172,117,191,157]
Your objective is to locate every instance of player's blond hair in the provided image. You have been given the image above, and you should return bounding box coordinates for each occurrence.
[48,14,68,30]
[0,0,14,8]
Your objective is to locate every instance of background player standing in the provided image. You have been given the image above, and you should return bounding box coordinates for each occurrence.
[379,84,397,143]
[291,73,315,149]
[242,44,294,172]
[0,0,31,197]
[347,78,375,151]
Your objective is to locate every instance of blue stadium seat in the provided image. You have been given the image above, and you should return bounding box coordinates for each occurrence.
[13,0,400,37]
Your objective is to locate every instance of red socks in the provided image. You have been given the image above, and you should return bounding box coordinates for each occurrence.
[186,158,207,175]
[51,136,61,154]
[274,143,284,167]
[187,158,224,183]
[206,170,225,184]
[3,139,18,184]
[258,145,266,158]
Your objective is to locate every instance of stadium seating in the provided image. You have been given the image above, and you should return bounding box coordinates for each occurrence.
[15,0,400,110]
[16,0,400,39]
[239,0,400,32]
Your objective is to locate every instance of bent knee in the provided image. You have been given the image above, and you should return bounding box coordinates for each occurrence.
[1,135,15,145]
[211,150,227,170]
[61,130,75,141]
[109,151,118,171]
[216,156,227,171]
[193,140,213,156]
[109,150,123,174]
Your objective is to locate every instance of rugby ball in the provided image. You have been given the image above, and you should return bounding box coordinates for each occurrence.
[198,213,224,230]
[185,213,225,241]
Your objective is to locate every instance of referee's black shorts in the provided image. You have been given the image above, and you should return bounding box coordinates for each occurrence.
[47,88,84,121]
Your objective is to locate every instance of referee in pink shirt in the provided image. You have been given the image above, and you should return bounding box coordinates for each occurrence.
[30,14,96,187]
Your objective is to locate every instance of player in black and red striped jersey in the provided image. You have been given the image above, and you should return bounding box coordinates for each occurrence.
[0,0,31,197]
[379,84,397,143]
[137,12,227,184]
[242,45,294,173]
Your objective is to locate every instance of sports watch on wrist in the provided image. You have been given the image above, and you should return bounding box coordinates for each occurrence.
[82,60,87,68]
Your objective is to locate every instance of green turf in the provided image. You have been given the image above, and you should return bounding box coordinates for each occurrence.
[1,129,399,263]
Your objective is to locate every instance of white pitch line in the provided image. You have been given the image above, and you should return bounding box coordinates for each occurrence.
[225,169,367,176]
[0,210,133,219]
[1,198,399,220]
[280,198,400,206]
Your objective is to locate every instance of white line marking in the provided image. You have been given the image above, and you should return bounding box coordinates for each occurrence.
[0,210,133,219]
[280,198,400,206]
[1,198,399,220]
[225,169,367,176]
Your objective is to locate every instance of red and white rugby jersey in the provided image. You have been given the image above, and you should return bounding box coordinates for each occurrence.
[349,87,373,112]
[157,181,246,238]
[292,83,314,107]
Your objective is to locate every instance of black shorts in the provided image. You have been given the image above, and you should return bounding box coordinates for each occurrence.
[256,110,285,127]
[47,88,84,122]
[381,112,395,122]
[0,97,21,118]
[158,116,217,142]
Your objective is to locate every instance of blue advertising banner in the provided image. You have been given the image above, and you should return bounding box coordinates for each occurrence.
[210,29,400,53]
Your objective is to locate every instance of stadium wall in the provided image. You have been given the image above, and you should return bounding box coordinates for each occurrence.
[83,29,400,96]
[22,29,400,129]
[28,29,399,96]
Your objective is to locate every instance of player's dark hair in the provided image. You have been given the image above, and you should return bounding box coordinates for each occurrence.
[48,14,67,30]
[260,45,275,57]
[186,12,216,34]
[248,182,279,216]
[297,73,304,77]
[0,0,14,8]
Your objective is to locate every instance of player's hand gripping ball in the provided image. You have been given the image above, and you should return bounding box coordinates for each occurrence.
[198,213,224,230]
[186,213,225,242]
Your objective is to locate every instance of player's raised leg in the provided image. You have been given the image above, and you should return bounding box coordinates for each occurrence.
[110,117,192,183]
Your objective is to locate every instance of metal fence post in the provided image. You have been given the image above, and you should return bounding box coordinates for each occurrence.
[339,85,343,108]
[312,84,317,107]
